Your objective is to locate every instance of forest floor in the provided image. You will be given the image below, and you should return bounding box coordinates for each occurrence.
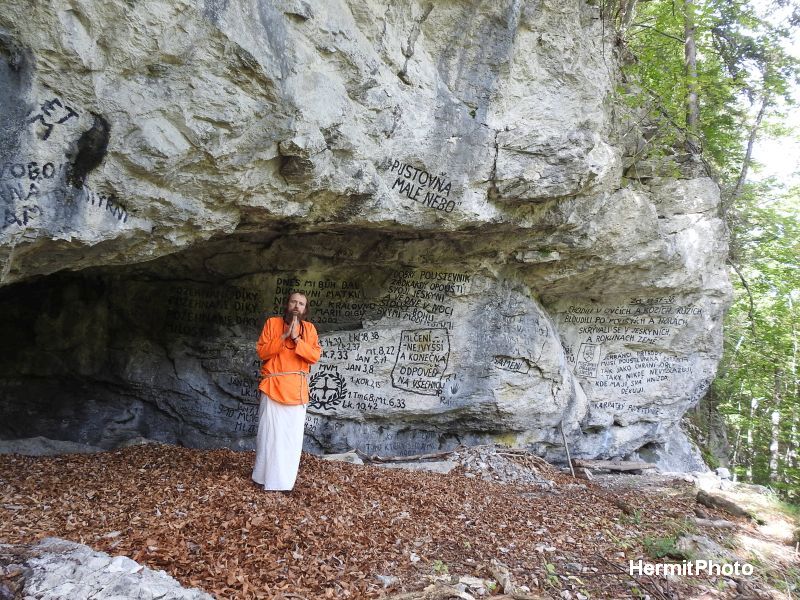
[0,443,798,599]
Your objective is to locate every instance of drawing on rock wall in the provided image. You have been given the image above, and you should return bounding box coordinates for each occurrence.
[142,270,473,422]
[309,368,347,411]
[575,342,600,377]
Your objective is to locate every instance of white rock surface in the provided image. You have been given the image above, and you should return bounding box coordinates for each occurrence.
[0,538,212,599]
[0,0,730,467]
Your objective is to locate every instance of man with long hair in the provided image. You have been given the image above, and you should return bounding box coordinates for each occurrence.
[252,291,321,491]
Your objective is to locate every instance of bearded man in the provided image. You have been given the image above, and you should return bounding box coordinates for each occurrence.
[252,291,321,491]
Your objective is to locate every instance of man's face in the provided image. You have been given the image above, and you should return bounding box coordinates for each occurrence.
[284,293,308,321]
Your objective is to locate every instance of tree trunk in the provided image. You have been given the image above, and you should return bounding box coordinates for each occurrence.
[619,0,639,31]
[746,395,759,481]
[784,295,798,486]
[770,369,783,482]
[683,0,700,151]
[730,93,770,207]
[731,386,744,479]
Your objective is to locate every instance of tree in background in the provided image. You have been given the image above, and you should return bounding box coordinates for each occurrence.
[715,184,798,497]
[617,0,799,497]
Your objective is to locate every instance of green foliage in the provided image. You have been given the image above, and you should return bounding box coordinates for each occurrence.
[431,559,449,575]
[774,566,800,595]
[700,446,720,470]
[714,187,800,499]
[544,562,560,588]
[642,535,692,560]
[621,0,799,180]
[664,517,699,537]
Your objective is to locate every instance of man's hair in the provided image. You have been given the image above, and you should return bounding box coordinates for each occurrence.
[285,290,311,320]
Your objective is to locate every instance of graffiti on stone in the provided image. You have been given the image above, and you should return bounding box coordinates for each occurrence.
[558,297,706,416]
[28,97,79,141]
[492,355,531,374]
[391,328,450,396]
[270,269,469,330]
[164,285,263,337]
[309,367,347,411]
[384,158,459,213]
[1,95,135,234]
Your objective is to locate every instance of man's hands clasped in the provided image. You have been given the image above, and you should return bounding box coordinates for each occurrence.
[282,315,301,342]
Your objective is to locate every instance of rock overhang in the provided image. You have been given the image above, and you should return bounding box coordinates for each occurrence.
[0,0,730,470]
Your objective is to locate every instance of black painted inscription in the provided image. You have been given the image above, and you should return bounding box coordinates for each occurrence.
[304,414,346,436]
[391,328,450,396]
[236,404,258,435]
[272,277,375,324]
[360,429,439,456]
[2,204,42,230]
[597,351,693,390]
[165,286,263,337]
[226,372,260,401]
[214,402,258,435]
[492,355,531,374]
[28,97,79,140]
[382,270,468,330]
[83,188,129,222]
[560,298,705,410]
[0,161,66,183]
[385,158,458,213]
[592,400,660,417]
[2,96,130,231]
[0,178,130,230]
[314,331,409,412]
[272,270,469,329]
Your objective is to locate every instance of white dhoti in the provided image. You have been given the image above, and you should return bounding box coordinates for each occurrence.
[251,393,307,491]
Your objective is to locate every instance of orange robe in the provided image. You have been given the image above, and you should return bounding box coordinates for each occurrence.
[256,316,321,405]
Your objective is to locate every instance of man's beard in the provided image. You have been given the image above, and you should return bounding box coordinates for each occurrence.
[283,307,305,323]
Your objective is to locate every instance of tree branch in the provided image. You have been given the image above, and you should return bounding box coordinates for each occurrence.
[726,258,756,335]
[629,23,686,43]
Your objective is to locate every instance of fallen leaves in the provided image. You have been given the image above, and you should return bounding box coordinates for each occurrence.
[0,445,729,599]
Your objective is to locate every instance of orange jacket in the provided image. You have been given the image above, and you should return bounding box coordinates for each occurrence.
[256,316,321,405]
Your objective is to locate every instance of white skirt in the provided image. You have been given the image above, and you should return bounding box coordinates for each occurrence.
[251,393,307,491]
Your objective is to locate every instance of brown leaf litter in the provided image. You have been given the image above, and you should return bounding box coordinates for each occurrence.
[0,444,794,599]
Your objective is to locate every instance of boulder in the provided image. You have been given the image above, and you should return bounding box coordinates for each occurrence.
[0,0,729,466]
[0,538,212,599]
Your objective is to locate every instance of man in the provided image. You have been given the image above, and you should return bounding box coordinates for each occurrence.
[252,291,321,491]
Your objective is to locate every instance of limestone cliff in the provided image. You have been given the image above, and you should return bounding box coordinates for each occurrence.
[0,0,730,468]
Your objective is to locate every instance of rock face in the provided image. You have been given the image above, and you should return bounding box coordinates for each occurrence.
[0,538,212,599]
[0,0,730,466]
